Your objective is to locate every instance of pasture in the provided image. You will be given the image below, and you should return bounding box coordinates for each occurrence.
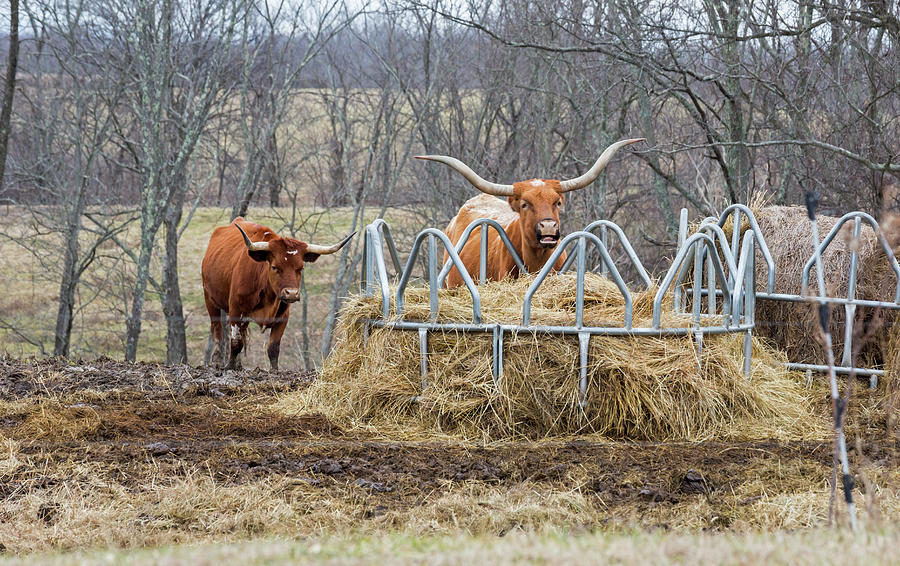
[1,206,899,563]
[0,205,386,368]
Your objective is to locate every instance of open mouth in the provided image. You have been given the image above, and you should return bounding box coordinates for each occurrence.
[539,235,560,247]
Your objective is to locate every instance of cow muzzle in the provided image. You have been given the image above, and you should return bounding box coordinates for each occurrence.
[536,219,560,248]
[279,288,301,303]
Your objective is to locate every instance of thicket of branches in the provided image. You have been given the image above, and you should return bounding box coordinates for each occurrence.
[0,0,897,365]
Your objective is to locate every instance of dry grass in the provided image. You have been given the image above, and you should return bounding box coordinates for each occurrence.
[306,273,824,442]
[0,443,899,557]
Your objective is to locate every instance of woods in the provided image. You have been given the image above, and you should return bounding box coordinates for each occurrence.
[0,0,897,366]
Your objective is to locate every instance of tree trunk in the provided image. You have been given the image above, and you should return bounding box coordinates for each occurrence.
[266,131,282,207]
[125,235,154,362]
[0,0,19,192]
[53,205,84,357]
[163,192,187,364]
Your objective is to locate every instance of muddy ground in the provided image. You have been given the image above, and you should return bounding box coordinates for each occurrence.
[0,355,897,551]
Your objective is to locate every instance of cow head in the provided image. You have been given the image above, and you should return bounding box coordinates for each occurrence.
[235,224,354,303]
[416,138,644,250]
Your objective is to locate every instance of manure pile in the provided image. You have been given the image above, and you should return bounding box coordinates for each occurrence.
[310,273,823,442]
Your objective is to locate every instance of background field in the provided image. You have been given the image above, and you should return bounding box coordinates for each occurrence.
[0,205,403,369]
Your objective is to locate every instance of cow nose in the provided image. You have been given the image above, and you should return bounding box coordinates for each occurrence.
[280,288,301,303]
[537,219,559,235]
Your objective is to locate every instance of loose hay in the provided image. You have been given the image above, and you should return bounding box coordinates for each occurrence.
[309,273,822,441]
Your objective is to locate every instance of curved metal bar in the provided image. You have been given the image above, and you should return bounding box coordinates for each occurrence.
[800,211,900,302]
[366,219,403,273]
[718,204,775,293]
[697,220,738,276]
[396,228,482,323]
[560,219,653,289]
[363,221,402,319]
[731,231,757,323]
[523,231,633,330]
[654,233,732,329]
[437,218,527,286]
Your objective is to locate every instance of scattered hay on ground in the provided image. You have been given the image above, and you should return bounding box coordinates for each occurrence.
[308,273,822,442]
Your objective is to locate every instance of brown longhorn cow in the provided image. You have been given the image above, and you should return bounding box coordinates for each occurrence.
[201,217,353,370]
[416,138,644,287]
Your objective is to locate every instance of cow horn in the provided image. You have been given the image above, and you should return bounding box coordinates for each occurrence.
[557,138,645,193]
[305,231,356,256]
[415,155,515,197]
[234,223,270,252]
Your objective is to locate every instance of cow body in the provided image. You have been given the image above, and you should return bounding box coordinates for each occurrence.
[201,217,351,370]
[444,192,567,287]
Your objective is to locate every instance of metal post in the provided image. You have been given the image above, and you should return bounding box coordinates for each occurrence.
[428,234,439,322]
[600,225,609,278]
[578,331,590,407]
[492,324,504,386]
[840,217,862,368]
[480,225,488,284]
[576,237,586,329]
[692,239,703,325]
[418,327,428,390]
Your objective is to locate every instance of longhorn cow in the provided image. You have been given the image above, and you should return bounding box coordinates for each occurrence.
[201,217,353,370]
[416,138,644,287]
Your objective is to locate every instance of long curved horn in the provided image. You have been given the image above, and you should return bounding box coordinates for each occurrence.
[415,155,515,197]
[234,223,270,252]
[558,138,645,193]
[305,231,356,256]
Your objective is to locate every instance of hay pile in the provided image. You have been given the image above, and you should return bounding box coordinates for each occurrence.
[308,273,822,442]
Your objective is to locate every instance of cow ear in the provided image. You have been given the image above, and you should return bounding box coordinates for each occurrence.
[247,249,269,263]
[303,252,320,263]
[507,196,521,212]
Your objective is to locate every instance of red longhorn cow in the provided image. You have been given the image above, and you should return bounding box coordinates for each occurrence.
[201,217,353,370]
[416,138,644,287]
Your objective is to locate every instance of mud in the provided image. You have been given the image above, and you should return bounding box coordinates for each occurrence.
[1,356,898,536]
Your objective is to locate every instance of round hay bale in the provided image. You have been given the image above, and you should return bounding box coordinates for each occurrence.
[725,205,896,368]
[307,273,822,442]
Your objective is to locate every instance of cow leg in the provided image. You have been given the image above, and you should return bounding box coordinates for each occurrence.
[226,317,249,370]
[204,295,226,368]
[267,319,288,371]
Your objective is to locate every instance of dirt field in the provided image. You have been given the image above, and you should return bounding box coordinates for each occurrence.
[0,356,898,556]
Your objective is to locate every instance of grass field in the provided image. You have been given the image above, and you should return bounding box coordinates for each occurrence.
[3,528,899,565]
[0,205,402,369]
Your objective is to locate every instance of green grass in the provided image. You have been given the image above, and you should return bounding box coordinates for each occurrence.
[3,528,897,565]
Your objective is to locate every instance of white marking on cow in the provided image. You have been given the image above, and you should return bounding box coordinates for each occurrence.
[286,250,298,255]
[230,324,241,340]
[530,179,544,187]
[457,194,518,226]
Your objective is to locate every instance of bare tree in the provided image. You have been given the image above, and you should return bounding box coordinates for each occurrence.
[5,2,134,357]
[0,0,17,194]
[230,0,358,220]
[103,0,249,362]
